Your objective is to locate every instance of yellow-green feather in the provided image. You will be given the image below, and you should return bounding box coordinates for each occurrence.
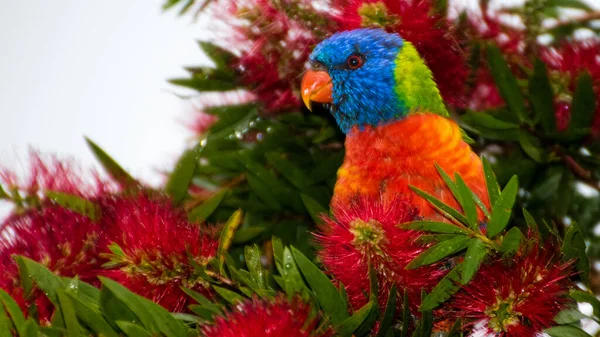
[394,42,448,117]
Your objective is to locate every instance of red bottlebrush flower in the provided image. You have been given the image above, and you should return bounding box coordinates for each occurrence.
[201,296,332,337]
[208,0,335,114]
[542,40,600,86]
[0,151,116,203]
[332,0,468,107]
[555,100,571,132]
[468,68,505,111]
[315,196,447,311]
[99,193,219,312]
[443,244,573,337]
[0,206,105,322]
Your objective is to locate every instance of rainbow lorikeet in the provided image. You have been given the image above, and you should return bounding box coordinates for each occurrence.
[301,29,489,220]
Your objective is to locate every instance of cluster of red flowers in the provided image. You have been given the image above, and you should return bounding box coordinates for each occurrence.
[443,243,573,336]
[0,154,220,319]
[201,296,332,337]
[316,197,446,311]
[542,40,600,136]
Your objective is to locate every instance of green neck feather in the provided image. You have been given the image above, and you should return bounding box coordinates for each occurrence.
[394,42,448,117]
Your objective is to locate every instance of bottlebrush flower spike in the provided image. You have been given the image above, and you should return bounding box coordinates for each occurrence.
[444,243,573,336]
[315,196,446,311]
[201,296,332,337]
[0,151,117,204]
[333,0,468,107]
[0,206,105,322]
[100,193,219,312]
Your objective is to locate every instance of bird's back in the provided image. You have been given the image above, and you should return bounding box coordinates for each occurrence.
[333,113,489,221]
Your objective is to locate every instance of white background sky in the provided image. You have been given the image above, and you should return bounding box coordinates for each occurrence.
[0,1,210,185]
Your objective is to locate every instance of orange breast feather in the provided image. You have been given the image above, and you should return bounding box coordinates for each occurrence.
[332,113,489,221]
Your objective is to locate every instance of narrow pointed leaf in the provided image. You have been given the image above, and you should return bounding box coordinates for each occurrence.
[410,186,468,224]
[300,193,328,224]
[522,208,539,234]
[461,239,487,284]
[188,188,229,223]
[336,300,375,337]
[291,246,348,325]
[165,149,198,204]
[562,222,590,285]
[406,236,469,269]
[46,191,100,221]
[85,137,137,187]
[570,72,596,131]
[116,322,152,337]
[375,285,397,337]
[529,59,555,132]
[266,152,313,189]
[486,175,518,238]
[281,247,307,296]
[420,265,463,311]
[554,309,589,324]
[545,326,591,337]
[213,286,244,304]
[435,164,460,200]
[245,245,266,289]
[454,174,478,228]
[402,221,468,235]
[99,277,158,333]
[66,293,119,337]
[0,289,25,337]
[499,227,522,254]
[56,289,80,337]
[400,291,410,337]
[570,290,600,317]
[486,44,526,121]
[16,257,65,305]
[482,156,500,206]
[217,209,243,273]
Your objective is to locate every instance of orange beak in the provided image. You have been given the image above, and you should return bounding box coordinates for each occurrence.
[301,70,333,111]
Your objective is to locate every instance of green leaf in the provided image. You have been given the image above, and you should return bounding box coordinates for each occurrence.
[188,188,229,223]
[545,326,591,337]
[406,236,470,269]
[0,289,26,337]
[85,137,137,188]
[245,245,266,289]
[100,285,140,330]
[522,208,539,234]
[570,72,596,132]
[570,290,600,317]
[420,265,463,311]
[300,193,328,224]
[213,286,245,305]
[46,191,100,221]
[0,304,11,337]
[116,321,152,337]
[217,209,243,273]
[486,175,518,238]
[461,111,520,129]
[447,318,463,337]
[454,174,478,228]
[400,290,410,337]
[482,156,500,206]
[280,247,307,296]
[56,289,80,337]
[486,44,526,122]
[554,308,589,324]
[0,184,9,200]
[402,221,468,234]
[461,239,487,284]
[165,149,198,204]
[518,131,546,163]
[375,285,397,337]
[336,300,375,337]
[168,77,236,91]
[198,41,236,70]
[266,152,313,189]
[547,0,593,11]
[410,186,469,224]
[499,227,522,254]
[413,291,433,337]
[65,293,119,337]
[562,222,590,285]
[180,288,221,315]
[99,277,158,333]
[17,256,65,305]
[556,169,573,217]
[22,320,38,337]
[291,246,349,325]
[529,59,555,133]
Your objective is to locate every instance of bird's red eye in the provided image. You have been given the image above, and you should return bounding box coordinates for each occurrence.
[346,54,364,69]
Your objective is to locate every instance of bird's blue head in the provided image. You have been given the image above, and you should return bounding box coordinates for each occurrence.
[301,28,447,133]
